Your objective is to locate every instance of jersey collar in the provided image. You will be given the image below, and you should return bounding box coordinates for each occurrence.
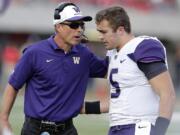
[48,35,79,53]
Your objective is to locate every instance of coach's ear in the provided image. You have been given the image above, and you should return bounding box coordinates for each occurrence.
[55,23,64,32]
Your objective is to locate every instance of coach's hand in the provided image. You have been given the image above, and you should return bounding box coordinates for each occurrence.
[0,114,13,134]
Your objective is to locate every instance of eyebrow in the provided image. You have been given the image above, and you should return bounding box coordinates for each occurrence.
[97,29,106,33]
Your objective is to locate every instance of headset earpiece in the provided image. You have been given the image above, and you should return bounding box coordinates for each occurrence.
[54,9,61,19]
[54,2,76,20]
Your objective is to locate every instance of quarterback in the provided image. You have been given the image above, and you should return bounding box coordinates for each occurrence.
[83,6,176,135]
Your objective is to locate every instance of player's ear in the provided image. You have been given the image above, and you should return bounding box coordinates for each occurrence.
[116,26,124,35]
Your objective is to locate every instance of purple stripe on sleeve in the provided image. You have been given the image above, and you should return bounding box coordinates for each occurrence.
[133,39,165,63]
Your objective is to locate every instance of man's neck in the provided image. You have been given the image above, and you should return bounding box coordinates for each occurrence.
[117,34,135,51]
[54,35,72,53]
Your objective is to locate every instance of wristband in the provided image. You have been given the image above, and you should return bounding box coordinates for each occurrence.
[85,101,101,114]
[154,117,170,135]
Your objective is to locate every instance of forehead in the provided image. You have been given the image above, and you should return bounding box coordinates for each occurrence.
[96,20,111,30]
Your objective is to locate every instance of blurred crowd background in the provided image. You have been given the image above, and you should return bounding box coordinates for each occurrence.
[0,0,180,96]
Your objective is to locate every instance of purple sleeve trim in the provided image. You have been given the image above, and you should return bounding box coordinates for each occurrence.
[133,39,165,63]
[8,48,34,90]
[8,76,20,92]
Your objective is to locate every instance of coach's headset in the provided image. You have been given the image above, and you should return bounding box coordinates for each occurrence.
[54,2,77,20]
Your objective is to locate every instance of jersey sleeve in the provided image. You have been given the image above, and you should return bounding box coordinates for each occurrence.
[133,39,166,63]
[8,47,35,91]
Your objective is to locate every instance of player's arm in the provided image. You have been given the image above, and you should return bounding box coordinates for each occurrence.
[0,83,18,132]
[138,61,176,135]
[149,71,175,119]
[149,70,175,135]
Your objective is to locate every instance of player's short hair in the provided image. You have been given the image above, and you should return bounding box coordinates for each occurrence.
[95,6,131,33]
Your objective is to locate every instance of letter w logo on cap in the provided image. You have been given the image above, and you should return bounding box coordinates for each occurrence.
[73,7,80,13]
[73,57,80,64]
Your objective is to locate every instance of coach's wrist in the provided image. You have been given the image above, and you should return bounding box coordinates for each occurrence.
[0,113,9,122]
[154,117,170,135]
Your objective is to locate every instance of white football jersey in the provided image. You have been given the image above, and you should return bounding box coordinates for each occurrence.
[107,36,167,127]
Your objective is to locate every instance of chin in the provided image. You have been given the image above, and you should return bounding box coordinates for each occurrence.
[106,47,113,50]
[105,46,110,50]
[74,39,81,44]
[70,40,78,44]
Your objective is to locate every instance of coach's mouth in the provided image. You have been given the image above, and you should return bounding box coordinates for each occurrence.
[73,35,81,41]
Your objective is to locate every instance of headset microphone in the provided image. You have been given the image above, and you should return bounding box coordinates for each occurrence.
[81,34,89,43]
